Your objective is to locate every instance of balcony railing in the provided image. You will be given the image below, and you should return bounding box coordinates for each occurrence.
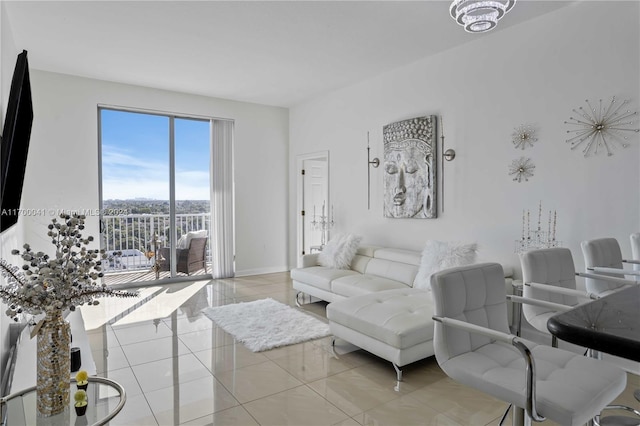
[102,213,211,272]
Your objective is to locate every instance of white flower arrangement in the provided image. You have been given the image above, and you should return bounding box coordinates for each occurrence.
[0,213,136,320]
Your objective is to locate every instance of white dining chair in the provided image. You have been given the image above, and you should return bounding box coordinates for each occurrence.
[581,238,640,297]
[431,263,627,426]
[519,248,595,347]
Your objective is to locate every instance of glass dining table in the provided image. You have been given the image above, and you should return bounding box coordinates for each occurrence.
[547,284,640,424]
[547,285,640,362]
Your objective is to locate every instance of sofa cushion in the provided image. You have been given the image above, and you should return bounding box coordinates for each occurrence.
[291,266,359,292]
[349,254,372,274]
[364,258,419,287]
[331,275,407,298]
[327,288,434,349]
[356,245,381,258]
[373,248,421,265]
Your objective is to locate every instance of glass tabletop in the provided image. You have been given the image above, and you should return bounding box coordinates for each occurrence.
[1,377,126,426]
[547,285,640,361]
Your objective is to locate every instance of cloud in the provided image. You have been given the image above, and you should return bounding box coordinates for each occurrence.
[102,145,210,200]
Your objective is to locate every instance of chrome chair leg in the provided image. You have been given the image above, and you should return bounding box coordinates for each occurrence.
[512,406,525,426]
[595,405,640,426]
[499,404,511,426]
[586,351,640,425]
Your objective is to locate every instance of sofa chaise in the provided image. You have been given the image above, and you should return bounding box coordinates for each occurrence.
[291,245,514,380]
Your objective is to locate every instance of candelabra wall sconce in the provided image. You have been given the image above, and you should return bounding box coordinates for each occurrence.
[440,116,455,213]
[367,131,380,210]
[311,201,335,246]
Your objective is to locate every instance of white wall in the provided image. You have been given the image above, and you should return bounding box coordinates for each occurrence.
[289,1,640,278]
[20,71,289,276]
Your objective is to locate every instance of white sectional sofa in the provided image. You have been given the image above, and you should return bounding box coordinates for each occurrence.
[291,245,514,381]
[292,246,421,302]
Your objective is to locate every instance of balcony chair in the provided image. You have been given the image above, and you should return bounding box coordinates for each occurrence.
[158,231,208,275]
[430,263,627,426]
[581,238,640,297]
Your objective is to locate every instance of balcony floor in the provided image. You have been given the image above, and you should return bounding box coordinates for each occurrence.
[104,264,211,286]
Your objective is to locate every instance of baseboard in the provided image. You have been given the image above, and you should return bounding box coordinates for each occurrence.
[235,265,289,277]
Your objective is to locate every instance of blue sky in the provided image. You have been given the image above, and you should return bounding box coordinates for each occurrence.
[101,109,210,200]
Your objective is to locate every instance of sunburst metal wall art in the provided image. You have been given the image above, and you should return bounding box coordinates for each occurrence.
[509,157,535,183]
[565,97,639,157]
[512,124,537,150]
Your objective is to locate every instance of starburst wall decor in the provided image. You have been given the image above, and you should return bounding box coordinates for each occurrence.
[512,124,537,150]
[565,97,639,157]
[509,157,535,183]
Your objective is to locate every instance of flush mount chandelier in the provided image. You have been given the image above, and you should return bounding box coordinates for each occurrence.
[450,0,517,33]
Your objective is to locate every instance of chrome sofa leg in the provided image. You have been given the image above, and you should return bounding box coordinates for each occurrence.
[392,363,403,382]
[328,337,339,359]
[295,291,304,307]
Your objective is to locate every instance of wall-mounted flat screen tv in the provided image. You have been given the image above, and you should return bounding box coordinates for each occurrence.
[1,50,33,233]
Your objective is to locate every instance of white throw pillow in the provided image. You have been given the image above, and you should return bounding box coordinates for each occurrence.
[176,235,188,249]
[177,230,208,249]
[414,240,478,290]
[318,233,362,269]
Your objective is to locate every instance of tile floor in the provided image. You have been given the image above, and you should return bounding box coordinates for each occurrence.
[82,272,640,426]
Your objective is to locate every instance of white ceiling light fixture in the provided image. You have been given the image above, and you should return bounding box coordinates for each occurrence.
[450,0,516,33]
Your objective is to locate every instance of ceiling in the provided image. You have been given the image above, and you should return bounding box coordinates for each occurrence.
[4,1,573,107]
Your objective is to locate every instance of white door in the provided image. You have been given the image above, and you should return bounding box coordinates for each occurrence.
[301,158,328,255]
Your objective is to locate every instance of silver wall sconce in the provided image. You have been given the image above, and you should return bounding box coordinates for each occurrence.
[440,117,455,212]
[367,131,379,210]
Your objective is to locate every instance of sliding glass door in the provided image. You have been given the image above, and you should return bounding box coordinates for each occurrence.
[98,108,212,285]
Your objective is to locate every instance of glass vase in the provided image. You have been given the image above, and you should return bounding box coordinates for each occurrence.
[36,310,71,417]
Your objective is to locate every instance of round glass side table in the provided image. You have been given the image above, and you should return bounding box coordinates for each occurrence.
[1,377,126,426]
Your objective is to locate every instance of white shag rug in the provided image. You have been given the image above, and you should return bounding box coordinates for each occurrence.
[202,298,330,352]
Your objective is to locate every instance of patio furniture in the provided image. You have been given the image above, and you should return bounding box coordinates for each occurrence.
[159,235,208,275]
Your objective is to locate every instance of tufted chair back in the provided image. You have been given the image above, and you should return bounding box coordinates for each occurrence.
[430,263,509,361]
[520,248,579,334]
[581,238,626,295]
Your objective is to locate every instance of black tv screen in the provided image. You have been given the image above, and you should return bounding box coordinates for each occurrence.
[1,50,33,233]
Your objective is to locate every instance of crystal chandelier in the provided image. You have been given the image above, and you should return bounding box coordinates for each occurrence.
[450,0,516,33]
